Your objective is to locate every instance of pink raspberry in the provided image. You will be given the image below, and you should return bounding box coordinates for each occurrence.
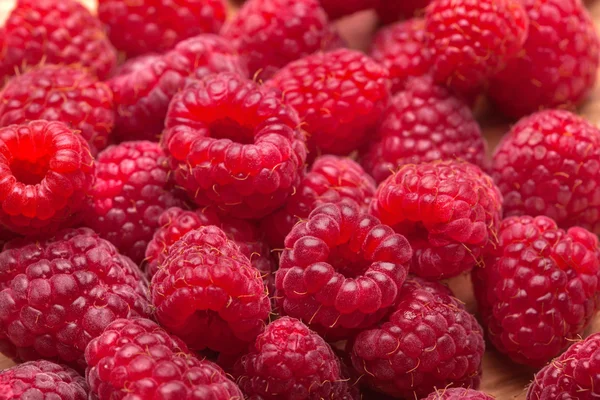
[371,160,503,279]
[421,388,494,400]
[276,201,412,339]
[163,72,307,219]
[376,0,432,25]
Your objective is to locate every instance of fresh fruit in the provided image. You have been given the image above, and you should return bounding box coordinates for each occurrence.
[376,0,431,25]
[320,0,374,20]
[421,388,494,400]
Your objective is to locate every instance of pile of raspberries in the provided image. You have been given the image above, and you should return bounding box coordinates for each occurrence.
[1,0,600,399]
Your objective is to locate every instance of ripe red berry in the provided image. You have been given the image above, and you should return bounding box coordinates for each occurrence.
[371,160,502,279]
[376,0,431,25]
[319,0,373,20]
[0,65,115,155]
[163,72,307,219]
[97,0,227,57]
[421,388,494,400]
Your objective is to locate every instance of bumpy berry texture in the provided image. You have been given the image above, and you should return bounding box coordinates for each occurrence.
[0,0,117,81]
[362,78,486,184]
[109,34,247,142]
[377,0,431,25]
[0,360,88,399]
[164,72,307,219]
[425,0,528,95]
[85,318,243,400]
[319,0,373,20]
[0,65,115,155]
[261,155,377,248]
[0,228,150,369]
[276,201,412,339]
[421,388,494,400]
[350,277,485,399]
[492,110,600,235]
[151,225,271,355]
[82,141,184,264]
[489,0,600,118]
[473,215,600,367]
[0,120,94,235]
[267,49,390,155]
[372,160,503,279]
[98,0,227,57]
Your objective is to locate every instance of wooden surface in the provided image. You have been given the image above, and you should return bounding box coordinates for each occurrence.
[1,0,600,398]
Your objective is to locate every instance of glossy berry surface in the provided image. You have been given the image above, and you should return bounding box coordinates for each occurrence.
[421,388,494,400]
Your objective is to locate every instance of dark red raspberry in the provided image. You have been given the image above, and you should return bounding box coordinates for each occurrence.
[0,120,95,235]
[276,201,412,339]
[425,0,528,96]
[492,109,600,235]
[261,155,377,248]
[82,141,184,264]
[85,318,243,400]
[361,78,486,184]
[376,0,431,24]
[489,0,600,118]
[109,34,247,142]
[98,0,227,57]
[421,388,494,400]
[151,225,271,355]
[0,226,16,250]
[0,0,117,81]
[0,360,88,399]
[0,65,115,155]
[0,228,150,369]
[350,277,485,399]
[473,215,600,367]
[222,0,340,80]
[266,49,390,155]
[371,160,503,279]
[319,0,373,20]
[163,72,307,219]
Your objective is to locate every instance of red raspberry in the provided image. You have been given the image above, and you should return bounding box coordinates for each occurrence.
[421,388,494,400]
[361,78,486,184]
[492,110,600,235]
[0,0,117,81]
[0,360,88,399]
[261,155,377,248]
[425,0,528,96]
[0,226,16,249]
[0,120,95,235]
[371,160,502,279]
[376,0,432,25]
[163,72,307,219]
[0,228,150,369]
[0,65,115,155]
[319,0,373,20]
[151,225,271,355]
[266,49,390,155]
[82,141,184,264]
[222,0,340,80]
[350,277,485,399]
[109,34,247,142]
[85,318,243,400]
[276,201,412,339]
[98,0,227,57]
[489,0,600,118]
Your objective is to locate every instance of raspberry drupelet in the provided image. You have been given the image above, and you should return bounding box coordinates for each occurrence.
[0,120,95,235]
[163,72,307,219]
[421,388,494,400]
[371,160,503,280]
[85,318,243,400]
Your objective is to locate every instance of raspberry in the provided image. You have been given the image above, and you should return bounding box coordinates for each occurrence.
[260,155,377,248]
[85,318,243,400]
[163,72,307,219]
[370,19,432,93]
[276,201,412,339]
[376,0,431,25]
[222,0,340,80]
[425,0,528,95]
[109,34,247,142]
[489,0,600,118]
[98,0,227,57]
[151,225,271,355]
[492,109,600,235]
[473,215,600,367]
[82,141,184,264]
[0,120,95,235]
[0,228,150,369]
[0,0,117,81]
[0,65,115,155]
[421,388,494,400]
[361,78,486,184]
[0,226,16,249]
[266,49,390,155]
[0,360,88,399]
[371,160,503,279]
[319,0,373,20]
[350,277,485,399]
